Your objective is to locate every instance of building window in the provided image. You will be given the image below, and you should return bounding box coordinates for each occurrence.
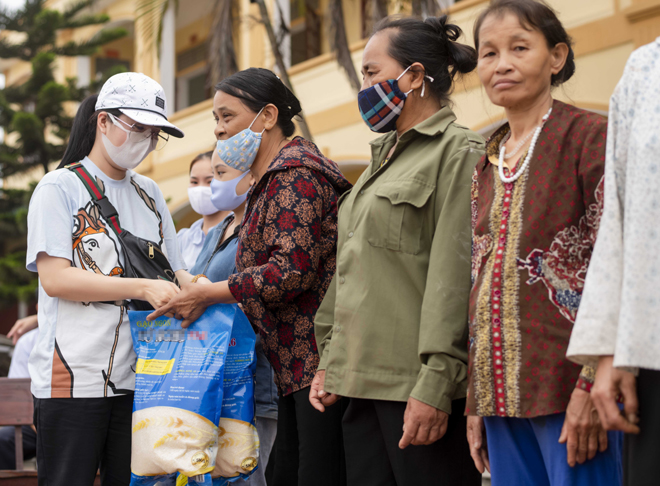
[176,66,210,111]
[175,42,211,111]
[176,42,208,72]
[290,0,321,66]
[94,58,130,78]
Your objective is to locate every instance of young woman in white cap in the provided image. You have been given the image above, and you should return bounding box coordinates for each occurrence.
[26,72,192,485]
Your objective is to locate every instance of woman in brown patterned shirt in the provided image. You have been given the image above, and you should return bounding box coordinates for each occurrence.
[150,68,351,486]
[465,1,622,485]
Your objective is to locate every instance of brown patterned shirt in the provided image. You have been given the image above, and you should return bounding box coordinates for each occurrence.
[467,100,605,418]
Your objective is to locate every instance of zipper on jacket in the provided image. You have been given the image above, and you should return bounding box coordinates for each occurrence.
[148,242,154,259]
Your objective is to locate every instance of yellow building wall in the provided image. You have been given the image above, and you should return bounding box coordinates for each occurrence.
[5,0,660,226]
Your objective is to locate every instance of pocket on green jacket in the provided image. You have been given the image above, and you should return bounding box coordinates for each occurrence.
[367,179,434,254]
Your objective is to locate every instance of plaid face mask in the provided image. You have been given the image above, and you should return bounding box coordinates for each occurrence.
[358,65,413,133]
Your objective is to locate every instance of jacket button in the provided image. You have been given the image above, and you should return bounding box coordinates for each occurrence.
[340,277,345,284]
[348,231,354,238]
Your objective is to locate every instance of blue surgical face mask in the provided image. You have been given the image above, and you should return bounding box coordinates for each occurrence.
[215,108,264,172]
[210,171,250,212]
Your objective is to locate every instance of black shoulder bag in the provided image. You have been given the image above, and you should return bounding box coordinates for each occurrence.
[67,162,179,310]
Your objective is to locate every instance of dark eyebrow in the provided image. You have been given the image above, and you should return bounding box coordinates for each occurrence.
[511,33,530,41]
[362,62,379,71]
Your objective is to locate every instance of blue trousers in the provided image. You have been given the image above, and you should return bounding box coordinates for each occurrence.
[484,412,623,486]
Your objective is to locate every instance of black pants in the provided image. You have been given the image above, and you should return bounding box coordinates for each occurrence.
[342,398,481,486]
[271,386,347,486]
[0,425,37,469]
[33,394,133,486]
[624,368,660,486]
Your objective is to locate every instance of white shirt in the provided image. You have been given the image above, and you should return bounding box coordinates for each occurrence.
[176,218,210,270]
[8,328,39,379]
[26,157,185,398]
[567,38,660,371]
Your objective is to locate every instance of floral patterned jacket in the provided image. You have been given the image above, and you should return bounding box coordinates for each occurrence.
[228,137,351,396]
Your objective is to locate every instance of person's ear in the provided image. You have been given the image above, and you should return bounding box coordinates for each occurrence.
[98,112,110,135]
[408,62,426,94]
[549,42,569,76]
[261,104,279,131]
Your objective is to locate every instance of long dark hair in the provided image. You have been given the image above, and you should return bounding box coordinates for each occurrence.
[473,0,575,86]
[58,94,121,169]
[372,16,477,106]
[215,68,302,137]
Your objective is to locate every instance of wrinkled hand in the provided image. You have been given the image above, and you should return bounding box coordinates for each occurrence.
[559,388,608,466]
[399,397,448,449]
[197,277,213,285]
[592,356,640,434]
[7,314,39,345]
[147,283,211,328]
[309,370,342,412]
[142,279,180,310]
[467,415,490,473]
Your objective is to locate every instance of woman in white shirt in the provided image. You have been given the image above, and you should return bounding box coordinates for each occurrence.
[26,72,191,486]
[177,152,229,269]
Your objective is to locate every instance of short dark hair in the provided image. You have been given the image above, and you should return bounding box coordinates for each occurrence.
[215,68,302,138]
[189,151,213,173]
[372,16,477,106]
[473,0,575,86]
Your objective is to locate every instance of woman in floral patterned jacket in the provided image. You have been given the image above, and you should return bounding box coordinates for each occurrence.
[150,68,351,486]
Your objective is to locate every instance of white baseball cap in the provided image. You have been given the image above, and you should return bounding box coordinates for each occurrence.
[95,72,184,138]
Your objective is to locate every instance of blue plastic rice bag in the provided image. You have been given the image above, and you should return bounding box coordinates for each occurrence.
[185,310,259,486]
[128,304,239,486]
[211,310,259,484]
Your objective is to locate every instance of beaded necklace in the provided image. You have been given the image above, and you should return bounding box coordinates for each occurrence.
[498,107,552,184]
[499,129,534,160]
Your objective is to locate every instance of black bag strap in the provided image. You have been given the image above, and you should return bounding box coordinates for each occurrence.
[66,162,129,306]
[65,162,123,238]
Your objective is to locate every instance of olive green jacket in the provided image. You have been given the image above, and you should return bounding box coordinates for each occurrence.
[315,107,485,414]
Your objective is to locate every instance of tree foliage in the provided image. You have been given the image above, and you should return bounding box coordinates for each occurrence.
[0,0,126,308]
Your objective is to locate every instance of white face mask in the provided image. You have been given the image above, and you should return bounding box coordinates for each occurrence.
[102,113,157,170]
[187,186,218,216]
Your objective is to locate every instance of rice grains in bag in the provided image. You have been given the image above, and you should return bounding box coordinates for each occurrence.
[129,304,238,486]
[211,310,259,485]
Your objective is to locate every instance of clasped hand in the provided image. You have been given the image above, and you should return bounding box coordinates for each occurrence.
[147,280,213,327]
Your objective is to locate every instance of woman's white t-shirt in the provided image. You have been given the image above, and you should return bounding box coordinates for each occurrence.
[26,157,186,399]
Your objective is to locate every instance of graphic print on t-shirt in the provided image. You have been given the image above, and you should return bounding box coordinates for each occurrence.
[27,157,186,399]
[131,178,164,244]
[72,201,124,278]
[51,195,130,398]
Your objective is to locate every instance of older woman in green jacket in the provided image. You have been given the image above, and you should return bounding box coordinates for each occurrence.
[309,15,485,486]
